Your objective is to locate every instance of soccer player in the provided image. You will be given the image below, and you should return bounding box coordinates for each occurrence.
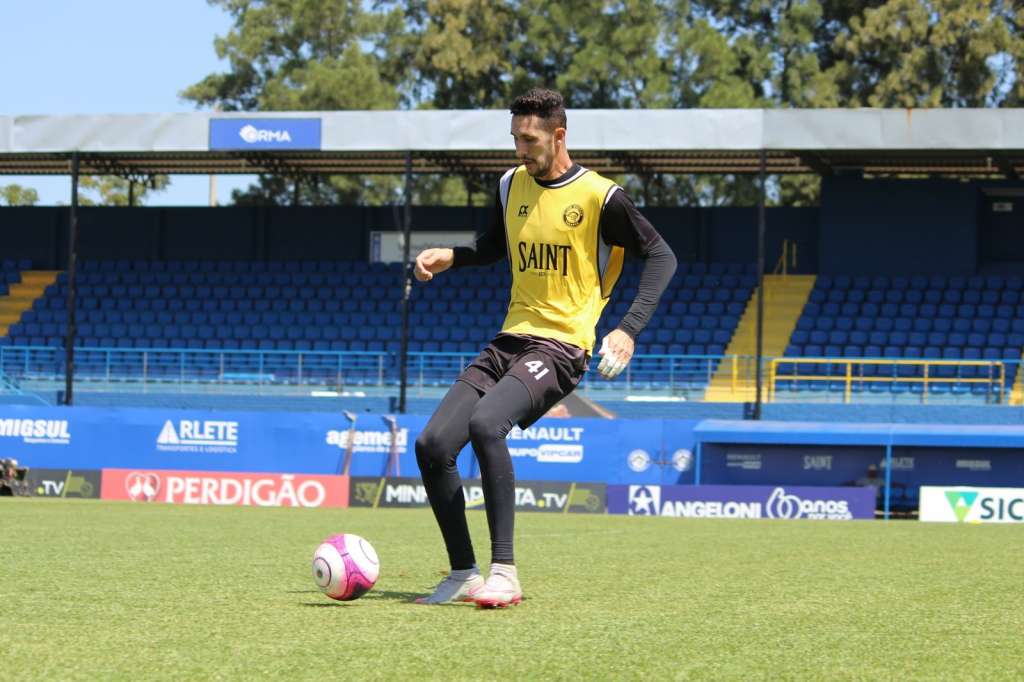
[413,88,676,608]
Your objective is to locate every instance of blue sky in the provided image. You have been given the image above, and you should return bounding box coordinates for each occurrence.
[1,0,256,205]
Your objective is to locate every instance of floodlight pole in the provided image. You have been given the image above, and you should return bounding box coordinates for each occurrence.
[397,151,413,414]
[64,152,80,406]
[753,149,767,420]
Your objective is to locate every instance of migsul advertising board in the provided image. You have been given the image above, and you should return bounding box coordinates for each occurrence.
[919,486,1024,523]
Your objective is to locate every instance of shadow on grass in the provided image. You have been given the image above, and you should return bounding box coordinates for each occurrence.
[298,590,424,606]
[362,590,423,603]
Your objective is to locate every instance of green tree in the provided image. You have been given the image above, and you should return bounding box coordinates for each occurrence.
[391,0,516,108]
[184,0,405,205]
[828,0,1016,107]
[1002,3,1024,105]
[183,0,400,111]
[78,175,170,207]
[0,184,39,206]
[187,1,1024,208]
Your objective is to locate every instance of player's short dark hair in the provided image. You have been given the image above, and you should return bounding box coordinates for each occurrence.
[510,88,567,130]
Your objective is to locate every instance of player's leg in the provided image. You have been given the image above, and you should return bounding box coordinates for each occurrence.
[466,376,535,607]
[414,380,485,603]
[470,345,586,608]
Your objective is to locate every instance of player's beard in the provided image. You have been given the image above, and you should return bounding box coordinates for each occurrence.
[523,156,551,178]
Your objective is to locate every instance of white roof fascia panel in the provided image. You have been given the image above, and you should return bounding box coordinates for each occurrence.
[12,114,209,152]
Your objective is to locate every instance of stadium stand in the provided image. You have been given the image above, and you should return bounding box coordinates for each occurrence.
[0,259,756,396]
[3,259,1021,404]
[605,261,755,357]
[780,274,1023,398]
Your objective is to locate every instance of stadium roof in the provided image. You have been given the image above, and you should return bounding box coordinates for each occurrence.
[3,108,1024,177]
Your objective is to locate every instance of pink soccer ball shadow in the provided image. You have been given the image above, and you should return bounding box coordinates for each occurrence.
[312,533,380,601]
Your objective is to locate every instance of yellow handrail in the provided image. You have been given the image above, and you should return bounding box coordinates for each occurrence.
[768,357,1006,404]
[731,355,738,395]
[773,239,798,277]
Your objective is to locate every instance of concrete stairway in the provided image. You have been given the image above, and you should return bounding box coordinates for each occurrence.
[1009,359,1024,405]
[703,274,816,402]
[0,271,61,336]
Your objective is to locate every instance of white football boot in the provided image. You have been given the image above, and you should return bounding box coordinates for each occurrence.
[415,568,485,605]
[473,564,523,609]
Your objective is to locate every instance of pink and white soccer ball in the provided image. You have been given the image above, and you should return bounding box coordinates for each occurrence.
[312,533,379,601]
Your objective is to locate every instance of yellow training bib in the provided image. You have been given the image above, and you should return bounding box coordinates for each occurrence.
[498,165,624,353]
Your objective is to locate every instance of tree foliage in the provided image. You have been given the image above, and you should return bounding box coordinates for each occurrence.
[78,175,170,207]
[0,184,39,206]
[186,0,1024,207]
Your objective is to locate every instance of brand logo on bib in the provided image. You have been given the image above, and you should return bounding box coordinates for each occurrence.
[562,204,583,227]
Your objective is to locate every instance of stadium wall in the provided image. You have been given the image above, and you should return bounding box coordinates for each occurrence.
[10,174,1024,273]
[819,176,979,275]
[0,205,816,269]
[693,420,1024,495]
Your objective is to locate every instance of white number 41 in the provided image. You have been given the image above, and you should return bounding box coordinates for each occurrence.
[525,360,549,380]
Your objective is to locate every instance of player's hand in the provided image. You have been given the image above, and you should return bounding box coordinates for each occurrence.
[597,329,634,379]
[414,248,454,282]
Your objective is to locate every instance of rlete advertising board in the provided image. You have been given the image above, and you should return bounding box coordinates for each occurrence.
[919,486,1024,523]
[607,485,876,520]
[349,477,606,514]
[26,468,101,498]
[101,469,348,508]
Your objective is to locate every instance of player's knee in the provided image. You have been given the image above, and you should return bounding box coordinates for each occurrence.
[414,430,447,470]
[467,407,501,446]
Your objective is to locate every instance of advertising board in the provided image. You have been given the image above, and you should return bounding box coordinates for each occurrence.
[607,484,876,520]
[349,476,605,514]
[919,486,1024,523]
[101,469,349,508]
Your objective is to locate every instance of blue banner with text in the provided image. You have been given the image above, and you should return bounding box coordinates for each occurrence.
[9,406,1019,493]
[1,406,698,485]
[209,118,321,150]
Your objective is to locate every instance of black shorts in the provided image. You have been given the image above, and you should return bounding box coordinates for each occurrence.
[456,333,588,428]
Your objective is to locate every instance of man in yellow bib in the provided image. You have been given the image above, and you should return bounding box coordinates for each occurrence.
[413,89,676,608]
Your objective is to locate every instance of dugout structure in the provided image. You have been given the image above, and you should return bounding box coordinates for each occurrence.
[3,108,1024,411]
[694,418,1024,519]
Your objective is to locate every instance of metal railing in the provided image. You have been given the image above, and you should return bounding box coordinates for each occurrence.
[773,239,798,276]
[0,346,1016,404]
[0,346,388,392]
[0,346,724,397]
[0,369,50,405]
[769,357,1007,404]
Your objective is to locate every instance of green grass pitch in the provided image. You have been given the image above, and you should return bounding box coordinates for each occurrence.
[3,499,1022,680]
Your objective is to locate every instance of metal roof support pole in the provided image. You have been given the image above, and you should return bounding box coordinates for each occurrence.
[398,151,413,414]
[753,148,767,420]
[64,152,80,406]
